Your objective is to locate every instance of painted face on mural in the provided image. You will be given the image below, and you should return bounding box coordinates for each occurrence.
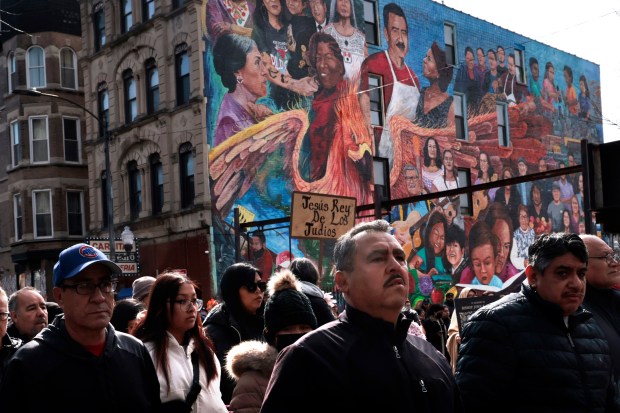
[446,241,463,267]
[571,196,580,215]
[580,78,586,94]
[578,174,583,192]
[385,13,408,63]
[423,48,439,81]
[443,151,454,172]
[507,55,516,76]
[531,62,539,81]
[427,138,438,160]
[336,0,351,20]
[492,219,511,274]
[309,0,326,24]
[479,153,489,174]
[465,50,475,71]
[497,46,505,65]
[315,41,344,89]
[547,66,555,83]
[263,0,282,17]
[519,209,529,231]
[236,45,268,99]
[517,161,527,176]
[429,222,445,255]
[476,48,485,68]
[286,0,305,16]
[250,236,264,252]
[532,186,542,206]
[538,158,547,172]
[488,51,497,71]
[471,243,496,285]
[404,168,422,196]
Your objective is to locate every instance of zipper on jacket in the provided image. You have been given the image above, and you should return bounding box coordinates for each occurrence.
[566,332,575,348]
[393,345,401,359]
[419,379,428,393]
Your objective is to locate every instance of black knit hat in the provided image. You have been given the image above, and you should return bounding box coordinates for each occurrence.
[264,270,317,344]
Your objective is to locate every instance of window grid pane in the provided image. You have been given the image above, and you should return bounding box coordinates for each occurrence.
[31,117,49,163]
[67,192,84,236]
[64,118,80,162]
[60,49,76,89]
[14,194,22,240]
[11,121,21,166]
[34,191,52,238]
[28,48,45,88]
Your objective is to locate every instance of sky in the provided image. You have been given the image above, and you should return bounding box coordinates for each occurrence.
[433,0,620,143]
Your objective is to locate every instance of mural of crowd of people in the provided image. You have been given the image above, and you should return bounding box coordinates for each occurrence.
[203,0,600,305]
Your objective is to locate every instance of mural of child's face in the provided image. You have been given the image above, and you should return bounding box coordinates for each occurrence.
[315,42,344,89]
[263,0,282,17]
[336,0,351,19]
[446,241,463,267]
[429,222,445,255]
[471,243,495,285]
[538,158,547,172]
[563,211,570,228]
[492,219,511,274]
[552,188,561,202]
[571,197,579,214]
[519,210,529,231]
[394,227,408,246]
[488,52,497,70]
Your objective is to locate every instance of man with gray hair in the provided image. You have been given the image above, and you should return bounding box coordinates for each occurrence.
[456,233,616,411]
[261,220,460,412]
[7,287,48,343]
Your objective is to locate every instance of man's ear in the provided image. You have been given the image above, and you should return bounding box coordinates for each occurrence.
[52,287,64,307]
[335,269,349,295]
[525,265,537,288]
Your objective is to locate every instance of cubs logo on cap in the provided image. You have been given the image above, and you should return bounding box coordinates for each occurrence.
[53,243,122,287]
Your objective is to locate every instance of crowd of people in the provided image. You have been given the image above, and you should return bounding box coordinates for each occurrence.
[0,218,618,411]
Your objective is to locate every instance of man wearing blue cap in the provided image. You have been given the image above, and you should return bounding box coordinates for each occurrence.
[0,243,161,412]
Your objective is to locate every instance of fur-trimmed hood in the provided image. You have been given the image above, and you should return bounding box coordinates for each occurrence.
[225,340,278,381]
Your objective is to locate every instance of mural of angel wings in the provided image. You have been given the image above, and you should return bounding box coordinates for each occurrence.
[209,82,374,220]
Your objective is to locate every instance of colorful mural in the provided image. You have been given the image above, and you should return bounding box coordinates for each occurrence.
[203,0,601,303]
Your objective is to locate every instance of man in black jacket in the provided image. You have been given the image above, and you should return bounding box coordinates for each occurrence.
[261,220,461,413]
[581,235,620,410]
[456,233,616,412]
[0,286,21,385]
[0,243,161,412]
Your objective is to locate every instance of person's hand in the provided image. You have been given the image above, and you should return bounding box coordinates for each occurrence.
[428,268,439,277]
[409,255,424,270]
[213,21,232,36]
[456,334,461,345]
[248,102,273,121]
[292,77,318,96]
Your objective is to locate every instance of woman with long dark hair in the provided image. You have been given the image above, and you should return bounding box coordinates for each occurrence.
[133,271,227,412]
[421,137,443,193]
[415,42,455,129]
[203,263,266,404]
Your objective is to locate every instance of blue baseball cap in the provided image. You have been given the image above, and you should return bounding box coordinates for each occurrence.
[53,243,122,287]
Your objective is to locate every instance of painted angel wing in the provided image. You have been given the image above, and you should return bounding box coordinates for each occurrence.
[209,109,309,218]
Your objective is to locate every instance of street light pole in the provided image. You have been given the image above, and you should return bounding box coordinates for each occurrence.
[14,88,116,258]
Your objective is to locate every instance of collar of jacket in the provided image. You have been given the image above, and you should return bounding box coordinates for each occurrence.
[340,304,412,345]
[521,283,591,329]
[1,332,21,350]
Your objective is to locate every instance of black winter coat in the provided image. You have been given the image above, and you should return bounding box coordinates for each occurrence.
[204,303,264,404]
[0,316,160,412]
[261,305,462,413]
[456,283,616,413]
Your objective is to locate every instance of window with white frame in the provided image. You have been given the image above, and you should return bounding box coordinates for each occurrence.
[363,0,378,45]
[454,93,467,141]
[63,117,80,162]
[121,0,133,33]
[514,48,526,84]
[444,23,456,67]
[8,52,16,93]
[11,120,21,167]
[368,74,384,127]
[29,116,49,163]
[13,193,22,241]
[33,190,53,238]
[93,2,106,52]
[66,191,84,236]
[123,69,138,122]
[60,48,77,89]
[27,46,46,88]
[497,102,510,147]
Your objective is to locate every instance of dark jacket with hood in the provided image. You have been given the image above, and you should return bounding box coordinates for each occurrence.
[204,303,264,404]
[456,283,616,413]
[0,316,160,412]
[261,305,462,413]
[299,281,336,326]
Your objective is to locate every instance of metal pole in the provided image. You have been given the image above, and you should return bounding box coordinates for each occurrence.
[104,117,115,259]
[234,208,240,262]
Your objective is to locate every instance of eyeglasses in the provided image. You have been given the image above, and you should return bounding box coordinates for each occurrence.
[172,298,203,311]
[62,280,118,295]
[0,312,9,321]
[590,250,620,266]
[245,281,267,293]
